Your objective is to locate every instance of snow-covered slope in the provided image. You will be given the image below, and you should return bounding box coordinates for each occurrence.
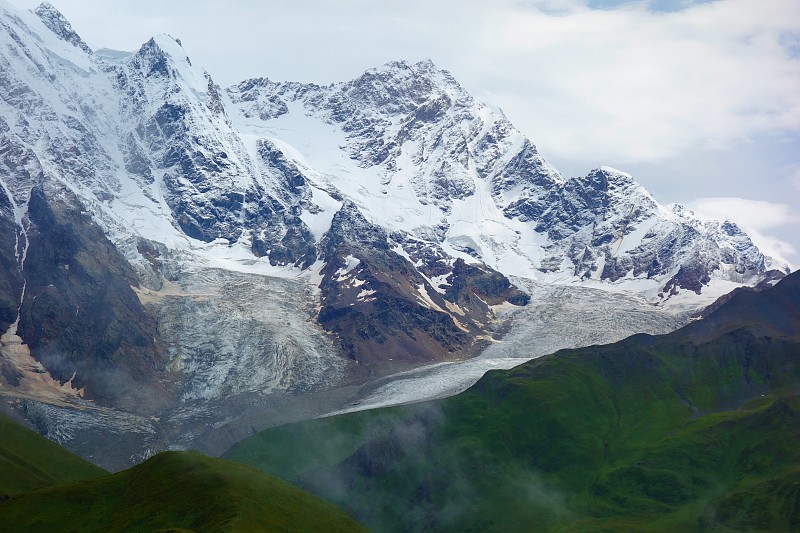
[0,1,789,468]
[225,61,785,300]
[1,1,782,300]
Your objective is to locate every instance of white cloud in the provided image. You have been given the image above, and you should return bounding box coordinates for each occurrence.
[466,0,800,166]
[790,166,800,192]
[687,197,798,267]
[687,197,797,231]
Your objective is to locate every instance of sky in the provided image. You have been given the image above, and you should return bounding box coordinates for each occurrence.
[13,0,800,267]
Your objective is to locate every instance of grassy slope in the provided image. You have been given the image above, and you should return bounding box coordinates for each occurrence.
[0,450,367,533]
[0,415,106,497]
[227,273,800,532]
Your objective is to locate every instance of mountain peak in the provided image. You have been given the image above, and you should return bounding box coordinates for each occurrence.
[34,2,91,54]
[344,58,468,115]
[132,34,210,91]
[598,166,633,179]
[581,166,640,192]
[378,58,441,75]
[138,34,187,60]
[376,58,461,89]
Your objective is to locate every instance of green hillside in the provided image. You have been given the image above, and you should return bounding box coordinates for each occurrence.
[0,415,106,497]
[228,272,800,532]
[0,450,366,532]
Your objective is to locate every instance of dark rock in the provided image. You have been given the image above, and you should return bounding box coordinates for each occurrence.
[0,187,22,331]
[317,204,528,368]
[16,187,172,413]
[34,3,92,55]
[663,263,714,296]
[445,259,529,307]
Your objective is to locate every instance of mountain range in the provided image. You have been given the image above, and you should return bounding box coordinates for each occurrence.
[0,1,790,468]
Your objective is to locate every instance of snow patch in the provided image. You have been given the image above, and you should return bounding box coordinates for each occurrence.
[335,255,360,278]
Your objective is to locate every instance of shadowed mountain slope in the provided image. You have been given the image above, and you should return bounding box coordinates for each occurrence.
[0,445,366,532]
[0,414,106,497]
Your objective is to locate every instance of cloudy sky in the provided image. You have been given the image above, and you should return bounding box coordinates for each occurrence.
[14,0,800,267]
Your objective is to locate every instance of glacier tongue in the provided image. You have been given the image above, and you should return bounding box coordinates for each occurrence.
[325,279,694,415]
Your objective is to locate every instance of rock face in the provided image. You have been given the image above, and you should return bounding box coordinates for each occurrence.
[33,2,92,54]
[111,35,319,269]
[0,186,22,331]
[17,187,171,413]
[317,201,529,367]
[0,2,789,468]
[505,167,778,292]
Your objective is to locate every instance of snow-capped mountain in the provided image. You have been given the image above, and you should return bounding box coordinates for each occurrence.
[0,2,788,468]
[226,61,784,295]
